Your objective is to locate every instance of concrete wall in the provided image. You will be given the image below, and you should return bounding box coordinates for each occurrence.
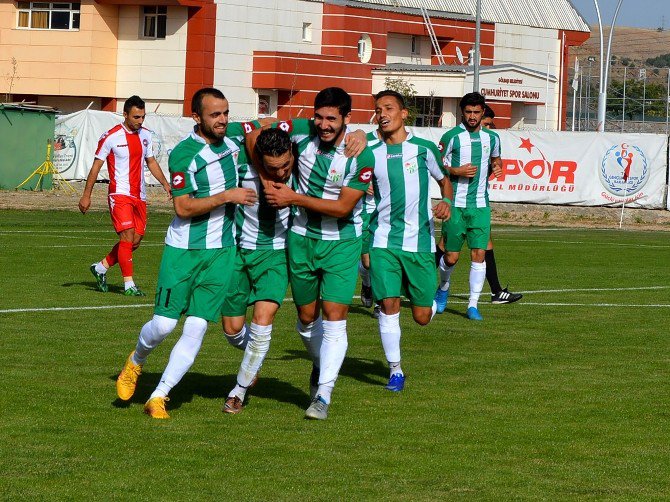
[0,0,117,98]
[494,23,561,129]
[214,0,323,120]
[115,5,188,115]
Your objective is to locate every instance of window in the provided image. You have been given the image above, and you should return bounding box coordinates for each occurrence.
[411,36,420,55]
[414,96,442,127]
[302,22,312,42]
[258,95,271,116]
[17,2,80,30]
[143,6,167,39]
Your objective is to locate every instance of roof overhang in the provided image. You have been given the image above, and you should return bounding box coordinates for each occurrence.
[95,0,211,6]
[372,63,557,104]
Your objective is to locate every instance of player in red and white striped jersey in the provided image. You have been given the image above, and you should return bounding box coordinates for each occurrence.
[78,95,171,296]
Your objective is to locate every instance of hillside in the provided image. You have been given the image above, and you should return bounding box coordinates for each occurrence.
[570,26,670,83]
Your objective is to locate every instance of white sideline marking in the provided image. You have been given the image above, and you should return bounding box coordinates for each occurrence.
[495,238,670,248]
[2,286,670,314]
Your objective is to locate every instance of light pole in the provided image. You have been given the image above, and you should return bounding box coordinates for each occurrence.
[587,56,596,130]
[473,0,482,92]
[594,0,625,132]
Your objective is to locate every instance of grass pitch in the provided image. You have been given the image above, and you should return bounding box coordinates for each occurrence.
[1,209,669,500]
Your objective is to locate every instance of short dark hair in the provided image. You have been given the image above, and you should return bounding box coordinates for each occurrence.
[483,104,495,119]
[374,89,405,109]
[256,128,292,158]
[191,87,226,116]
[459,92,486,111]
[314,87,351,117]
[123,95,145,114]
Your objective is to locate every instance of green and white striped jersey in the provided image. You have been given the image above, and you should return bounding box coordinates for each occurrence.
[439,124,500,208]
[235,162,291,250]
[165,129,240,249]
[274,118,375,241]
[367,131,447,253]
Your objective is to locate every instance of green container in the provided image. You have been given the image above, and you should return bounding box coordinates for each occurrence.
[0,104,57,190]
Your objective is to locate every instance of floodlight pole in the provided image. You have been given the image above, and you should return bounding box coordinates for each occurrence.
[594,0,624,132]
[473,0,481,92]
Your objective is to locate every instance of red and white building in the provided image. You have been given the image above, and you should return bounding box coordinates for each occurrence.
[2,0,589,130]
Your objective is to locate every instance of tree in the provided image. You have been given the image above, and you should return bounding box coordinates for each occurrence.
[646,53,670,67]
[383,77,418,125]
[4,57,19,102]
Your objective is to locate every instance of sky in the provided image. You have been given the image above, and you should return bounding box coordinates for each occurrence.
[569,0,670,29]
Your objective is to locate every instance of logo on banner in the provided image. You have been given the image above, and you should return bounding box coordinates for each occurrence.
[494,136,577,193]
[150,130,162,160]
[599,143,648,198]
[52,128,78,175]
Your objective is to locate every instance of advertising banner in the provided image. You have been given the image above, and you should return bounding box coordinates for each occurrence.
[53,110,195,184]
[53,111,668,209]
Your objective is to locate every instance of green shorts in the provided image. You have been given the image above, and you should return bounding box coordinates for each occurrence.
[220,248,289,317]
[361,211,372,255]
[369,247,437,307]
[154,245,236,322]
[287,232,362,306]
[442,206,491,252]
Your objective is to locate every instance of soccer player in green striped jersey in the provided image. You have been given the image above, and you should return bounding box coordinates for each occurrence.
[262,87,374,420]
[115,88,257,419]
[435,92,502,321]
[366,90,453,391]
[221,128,295,414]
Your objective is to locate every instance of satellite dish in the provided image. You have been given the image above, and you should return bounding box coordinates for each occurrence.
[456,46,464,65]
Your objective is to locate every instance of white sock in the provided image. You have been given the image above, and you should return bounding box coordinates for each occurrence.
[468,261,487,309]
[378,311,401,368]
[133,315,178,364]
[151,316,208,398]
[235,323,272,394]
[317,319,348,404]
[95,262,107,275]
[438,256,455,291]
[430,301,437,321]
[225,324,249,351]
[359,261,371,287]
[124,280,136,291]
[297,316,323,366]
[389,361,403,377]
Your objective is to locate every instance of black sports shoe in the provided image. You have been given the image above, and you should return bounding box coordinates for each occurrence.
[491,287,522,304]
[360,285,373,308]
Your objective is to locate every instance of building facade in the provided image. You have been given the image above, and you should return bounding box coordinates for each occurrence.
[0,0,589,129]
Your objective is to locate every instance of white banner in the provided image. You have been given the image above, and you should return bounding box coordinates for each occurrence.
[53,109,195,184]
[375,127,667,209]
[490,131,668,209]
[53,112,668,209]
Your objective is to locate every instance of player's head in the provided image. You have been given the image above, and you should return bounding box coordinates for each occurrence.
[459,92,486,131]
[123,95,146,132]
[313,87,352,146]
[374,90,408,137]
[482,104,495,129]
[191,87,229,144]
[255,128,293,182]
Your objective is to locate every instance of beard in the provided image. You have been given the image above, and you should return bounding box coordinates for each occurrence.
[317,124,346,148]
[198,121,226,143]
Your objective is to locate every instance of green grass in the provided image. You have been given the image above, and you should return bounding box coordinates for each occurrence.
[1,209,670,500]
